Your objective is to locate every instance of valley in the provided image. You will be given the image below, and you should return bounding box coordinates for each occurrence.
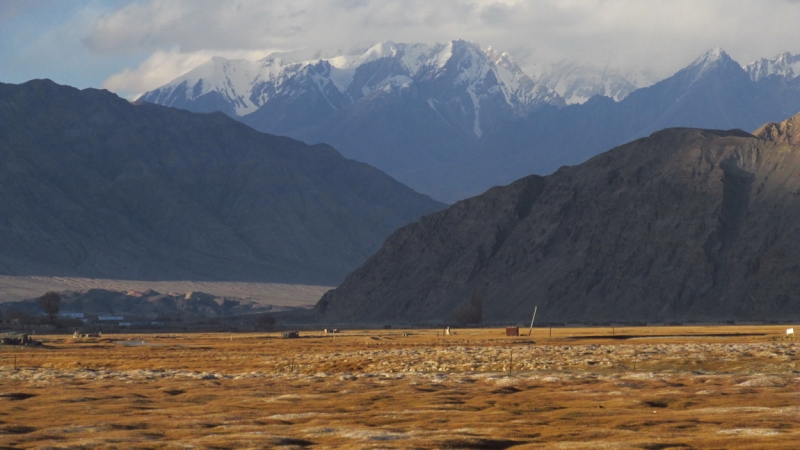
[5,5,800,450]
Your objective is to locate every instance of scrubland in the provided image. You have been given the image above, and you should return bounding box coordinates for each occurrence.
[0,326,798,449]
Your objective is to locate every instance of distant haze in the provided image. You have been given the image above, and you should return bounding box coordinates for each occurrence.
[2,1,800,99]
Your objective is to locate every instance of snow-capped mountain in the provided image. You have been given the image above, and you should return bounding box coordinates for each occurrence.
[745,52,800,81]
[141,40,562,139]
[142,44,800,203]
[473,46,800,196]
[139,56,340,118]
[689,47,738,75]
[535,61,654,104]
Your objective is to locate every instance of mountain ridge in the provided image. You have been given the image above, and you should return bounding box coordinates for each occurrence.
[142,44,800,203]
[0,79,444,284]
[316,114,800,324]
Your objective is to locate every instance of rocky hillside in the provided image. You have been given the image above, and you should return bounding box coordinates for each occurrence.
[317,114,800,324]
[0,289,268,323]
[0,80,444,285]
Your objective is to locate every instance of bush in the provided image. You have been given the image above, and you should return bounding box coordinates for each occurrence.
[38,291,61,322]
[258,314,276,329]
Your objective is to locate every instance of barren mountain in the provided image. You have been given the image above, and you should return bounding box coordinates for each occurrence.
[0,80,444,285]
[317,114,800,324]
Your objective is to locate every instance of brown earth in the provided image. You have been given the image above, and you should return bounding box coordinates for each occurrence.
[0,326,798,448]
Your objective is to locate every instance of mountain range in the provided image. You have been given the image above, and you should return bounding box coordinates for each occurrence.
[0,79,444,285]
[316,113,800,325]
[142,42,800,203]
[534,60,654,104]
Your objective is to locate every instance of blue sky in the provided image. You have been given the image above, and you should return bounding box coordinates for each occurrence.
[0,1,146,91]
[3,0,800,100]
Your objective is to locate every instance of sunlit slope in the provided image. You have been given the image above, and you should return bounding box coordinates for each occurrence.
[319,115,800,324]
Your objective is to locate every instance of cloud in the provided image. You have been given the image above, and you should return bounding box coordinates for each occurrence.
[0,1,134,89]
[101,47,275,99]
[83,0,800,95]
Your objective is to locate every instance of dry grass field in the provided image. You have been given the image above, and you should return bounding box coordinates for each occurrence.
[0,326,798,449]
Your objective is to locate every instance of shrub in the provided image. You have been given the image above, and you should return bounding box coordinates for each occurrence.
[38,291,61,322]
[258,314,276,329]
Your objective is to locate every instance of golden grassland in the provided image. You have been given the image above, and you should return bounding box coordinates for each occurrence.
[0,325,798,449]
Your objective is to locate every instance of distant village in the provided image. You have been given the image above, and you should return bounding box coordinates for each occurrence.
[0,288,281,333]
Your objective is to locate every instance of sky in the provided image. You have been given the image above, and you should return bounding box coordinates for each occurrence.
[2,0,800,100]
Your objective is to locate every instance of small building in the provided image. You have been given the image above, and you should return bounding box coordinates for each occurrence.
[505,326,519,337]
[59,312,85,319]
[98,316,124,321]
[1,333,31,345]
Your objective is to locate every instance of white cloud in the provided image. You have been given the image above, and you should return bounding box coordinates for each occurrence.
[101,47,276,100]
[82,0,800,95]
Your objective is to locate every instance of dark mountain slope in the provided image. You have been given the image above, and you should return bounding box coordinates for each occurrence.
[317,114,800,324]
[293,88,481,202]
[0,80,444,284]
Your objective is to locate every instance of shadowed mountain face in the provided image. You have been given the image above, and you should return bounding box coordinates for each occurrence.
[0,80,444,285]
[317,114,800,324]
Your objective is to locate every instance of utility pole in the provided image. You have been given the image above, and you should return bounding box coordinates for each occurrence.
[528,306,538,336]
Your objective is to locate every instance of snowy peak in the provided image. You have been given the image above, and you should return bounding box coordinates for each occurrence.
[696,47,728,62]
[745,52,800,81]
[358,41,402,63]
[419,40,563,136]
[484,47,520,73]
[535,48,743,106]
[141,40,564,137]
[328,41,401,71]
[142,44,800,120]
[536,61,654,104]
[660,47,748,92]
[685,47,739,77]
[140,55,304,116]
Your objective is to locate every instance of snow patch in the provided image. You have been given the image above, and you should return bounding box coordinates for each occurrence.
[686,47,734,82]
[434,41,454,69]
[327,67,355,93]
